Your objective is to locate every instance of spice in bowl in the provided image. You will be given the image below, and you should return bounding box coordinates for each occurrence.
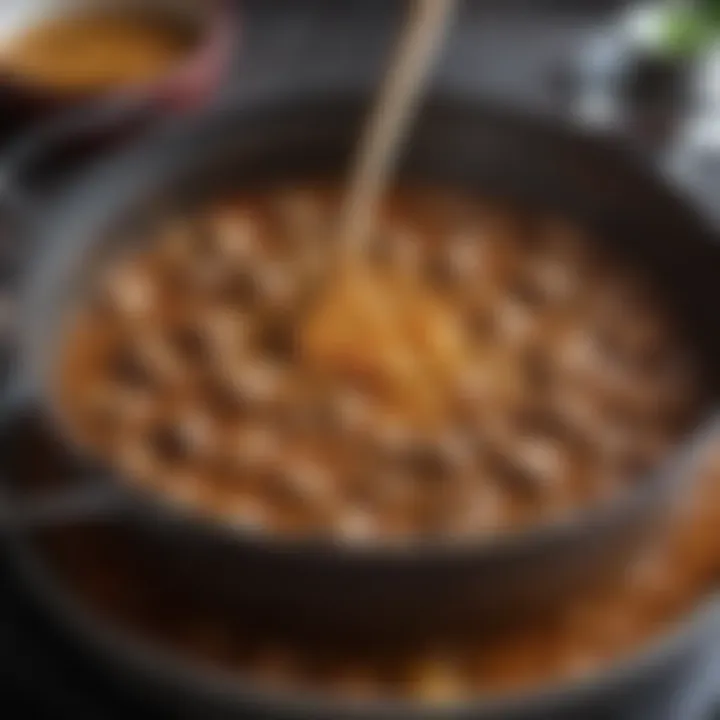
[0,10,199,94]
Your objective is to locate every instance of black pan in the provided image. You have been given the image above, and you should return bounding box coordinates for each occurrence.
[1,95,719,654]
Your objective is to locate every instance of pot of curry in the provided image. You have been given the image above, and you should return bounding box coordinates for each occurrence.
[2,95,719,646]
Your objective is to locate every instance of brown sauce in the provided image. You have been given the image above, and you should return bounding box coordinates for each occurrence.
[38,445,720,704]
[54,185,700,542]
[0,12,195,92]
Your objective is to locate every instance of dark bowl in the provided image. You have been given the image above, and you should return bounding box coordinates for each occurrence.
[3,95,720,645]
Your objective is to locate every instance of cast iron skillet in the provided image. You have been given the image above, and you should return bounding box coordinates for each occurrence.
[1,95,719,648]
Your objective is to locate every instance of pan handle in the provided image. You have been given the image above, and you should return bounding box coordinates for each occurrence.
[0,93,159,237]
[0,95,167,385]
[0,96,173,531]
[0,386,127,533]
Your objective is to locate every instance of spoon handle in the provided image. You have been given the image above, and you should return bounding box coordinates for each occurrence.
[338,0,457,258]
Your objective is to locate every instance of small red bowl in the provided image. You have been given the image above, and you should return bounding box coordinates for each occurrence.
[0,0,237,134]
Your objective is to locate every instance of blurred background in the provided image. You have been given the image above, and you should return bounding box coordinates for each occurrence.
[3,0,720,212]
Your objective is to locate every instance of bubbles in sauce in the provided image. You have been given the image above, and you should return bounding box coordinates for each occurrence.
[54,185,700,542]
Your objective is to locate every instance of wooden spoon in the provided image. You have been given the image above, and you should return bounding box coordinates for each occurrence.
[337,0,458,259]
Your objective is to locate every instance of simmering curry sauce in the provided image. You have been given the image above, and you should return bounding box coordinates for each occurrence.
[55,185,700,542]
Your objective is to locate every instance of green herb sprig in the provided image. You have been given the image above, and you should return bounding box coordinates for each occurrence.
[658,0,720,57]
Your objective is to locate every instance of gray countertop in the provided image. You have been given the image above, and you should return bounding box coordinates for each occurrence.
[223,0,720,224]
[227,1,615,109]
